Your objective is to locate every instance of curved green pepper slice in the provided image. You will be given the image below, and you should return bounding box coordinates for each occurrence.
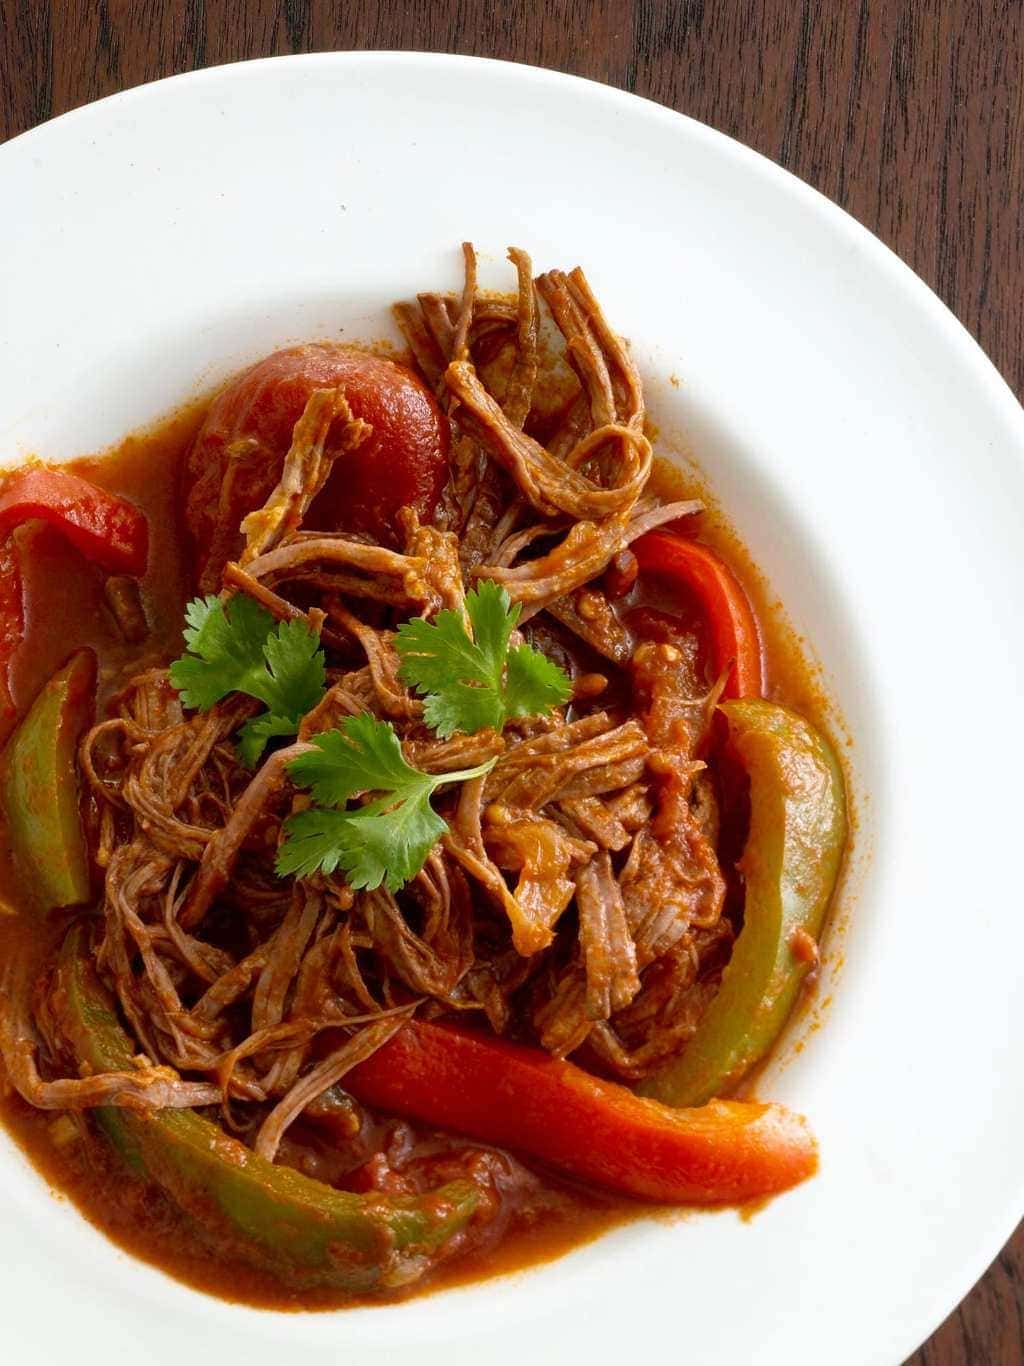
[641,699,847,1108]
[54,926,480,1293]
[1,651,95,911]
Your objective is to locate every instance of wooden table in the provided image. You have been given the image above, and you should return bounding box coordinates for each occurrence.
[2,3,1021,1361]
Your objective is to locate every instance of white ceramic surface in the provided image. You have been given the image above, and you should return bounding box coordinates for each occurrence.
[1,52,1022,1366]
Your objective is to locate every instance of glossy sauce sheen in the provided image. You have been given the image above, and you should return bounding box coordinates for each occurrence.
[0,392,834,1309]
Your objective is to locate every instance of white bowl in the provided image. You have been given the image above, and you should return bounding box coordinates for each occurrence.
[2,52,1022,1366]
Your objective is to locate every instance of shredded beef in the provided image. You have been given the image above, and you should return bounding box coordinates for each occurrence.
[3,243,732,1156]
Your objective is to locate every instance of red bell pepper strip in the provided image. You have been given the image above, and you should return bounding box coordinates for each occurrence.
[0,540,23,732]
[345,1020,816,1204]
[0,469,148,733]
[0,468,148,576]
[632,530,763,699]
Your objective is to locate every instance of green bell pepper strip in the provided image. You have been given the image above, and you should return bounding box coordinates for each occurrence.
[641,699,847,1108]
[1,651,96,910]
[54,926,480,1293]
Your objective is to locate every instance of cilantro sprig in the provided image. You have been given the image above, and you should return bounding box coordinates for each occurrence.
[168,581,569,890]
[277,714,494,891]
[394,581,571,739]
[169,595,325,764]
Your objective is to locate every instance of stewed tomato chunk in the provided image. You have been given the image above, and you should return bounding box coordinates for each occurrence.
[185,343,450,590]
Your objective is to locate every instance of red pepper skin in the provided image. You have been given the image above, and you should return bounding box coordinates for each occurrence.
[0,540,23,733]
[0,471,147,739]
[0,469,148,576]
[632,530,764,699]
[345,1021,816,1205]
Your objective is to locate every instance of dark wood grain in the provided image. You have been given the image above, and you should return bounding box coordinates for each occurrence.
[1,2,1021,1360]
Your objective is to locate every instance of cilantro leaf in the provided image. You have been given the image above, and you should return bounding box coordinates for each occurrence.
[170,595,276,711]
[237,713,302,768]
[287,712,424,807]
[394,581,571,738]
[330,795,448,893]
[274,807,365,880]
[469,577,520,668]
[423,683,505,739]
[504,643,575,719]
[278,714,495,891]
[259,617,326,720]
[170,596,326,764]
[395,583,513,707]
[390,615,488,695]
